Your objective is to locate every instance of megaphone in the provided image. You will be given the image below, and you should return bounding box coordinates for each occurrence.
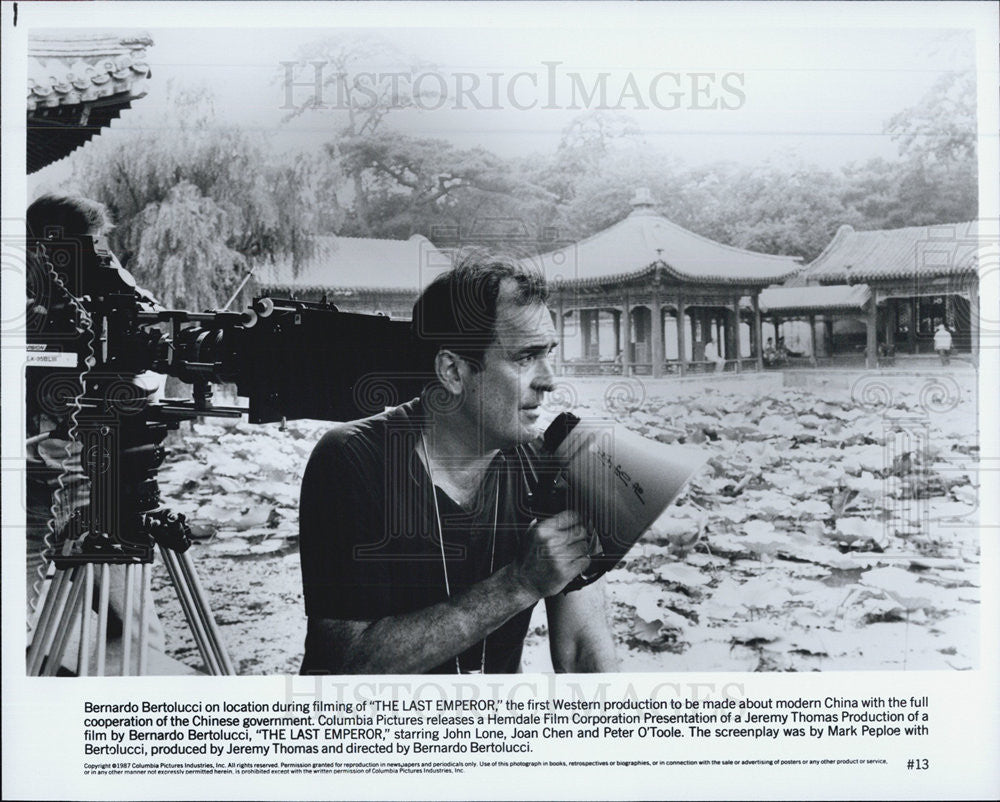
[531,412,707,593]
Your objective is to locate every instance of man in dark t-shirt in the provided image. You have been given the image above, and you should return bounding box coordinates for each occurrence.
[299,254,618,674]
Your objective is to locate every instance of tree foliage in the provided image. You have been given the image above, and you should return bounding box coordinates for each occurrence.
[886,71,977,167]
[69,83,337,308]
[59,50,977,307]
[335,131,553,244]
[133,181,244,309]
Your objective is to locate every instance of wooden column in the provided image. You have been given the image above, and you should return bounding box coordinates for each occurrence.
[752,294,763,371]
[651,283,664,378]
[676,292,687,377]
[885,300,895,350]
[620,301,632,374]
[555,297,564,375]
[731,296,741,372]
[968,282,979,367]
[865,299,878,369]
[907,297,918,355]
[808,313,817,366]
[580,309,592,359]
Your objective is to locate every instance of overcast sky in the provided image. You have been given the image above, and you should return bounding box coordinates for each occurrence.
[37,22,976,167]
[23,0,988,198]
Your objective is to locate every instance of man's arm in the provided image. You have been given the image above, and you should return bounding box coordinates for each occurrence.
[544,578,618,673]
[304,510,592,674]
[305,564,535,674]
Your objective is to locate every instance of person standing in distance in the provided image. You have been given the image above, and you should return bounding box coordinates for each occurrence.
[934,323,953,365]
[704,336,725,372]
[298,253,618,674]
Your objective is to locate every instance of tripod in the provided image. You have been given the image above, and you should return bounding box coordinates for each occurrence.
[27,509,234,676]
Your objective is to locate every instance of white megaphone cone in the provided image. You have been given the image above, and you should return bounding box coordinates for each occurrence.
[534,413,707,592]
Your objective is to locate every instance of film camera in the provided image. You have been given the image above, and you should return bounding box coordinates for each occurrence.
[25,230,423,675]
[28,231,426,550]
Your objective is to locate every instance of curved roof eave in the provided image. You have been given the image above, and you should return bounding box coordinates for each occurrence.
[258,283,418,295]
[533,212,801,284]
[550,262,798,290]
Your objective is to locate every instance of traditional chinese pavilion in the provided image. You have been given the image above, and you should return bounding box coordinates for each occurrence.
[802,222,982,366]
[526,190,802,376]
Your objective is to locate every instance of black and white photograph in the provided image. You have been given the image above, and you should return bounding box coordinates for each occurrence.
[3,1,998,799]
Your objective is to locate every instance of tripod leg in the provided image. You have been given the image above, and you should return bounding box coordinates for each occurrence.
[138,563,152,676]
[27,560,58,633]
[78,563,95,677]
[26,567,71,675]
[121,563,136,676]
[161,548,220,674]
[176,550,235,675]
[44,567,86,676]
[95,564,110,676]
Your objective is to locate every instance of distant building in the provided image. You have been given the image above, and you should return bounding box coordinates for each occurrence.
[253,234,452,318]
[799,222,982,366]
[525,188,801,376]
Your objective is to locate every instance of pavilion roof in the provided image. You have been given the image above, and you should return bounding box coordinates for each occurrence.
[525,207,802,288]
[28,32,153,173]
[256,234,451,294]
[805,222,980,283]
[759,284,871,314]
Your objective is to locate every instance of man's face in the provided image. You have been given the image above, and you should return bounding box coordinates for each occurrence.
[462,289,558,451]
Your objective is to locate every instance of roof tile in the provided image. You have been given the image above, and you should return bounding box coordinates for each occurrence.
[256,235,452,292]
[27,32,154,172]
[27,32,152,112]
[806,222,981,283]
[525,209,801,287]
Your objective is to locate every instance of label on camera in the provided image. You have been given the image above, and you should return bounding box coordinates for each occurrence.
[25,345,78,368]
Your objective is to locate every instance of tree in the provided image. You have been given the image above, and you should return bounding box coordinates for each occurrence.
[133,181,244,309]
[335,130,553,246]
[282,35,432,234]
[69,83,331,308]
[541,111,646,205]
[839,68,978,230]
[886,70,977,167]
[701,162,862,261]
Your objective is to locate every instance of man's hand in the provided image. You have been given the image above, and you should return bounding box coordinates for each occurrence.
[514,510,592,599]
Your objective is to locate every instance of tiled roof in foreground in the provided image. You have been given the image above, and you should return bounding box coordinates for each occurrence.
[28,31,153,173]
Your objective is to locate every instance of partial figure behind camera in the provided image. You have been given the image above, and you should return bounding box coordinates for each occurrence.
[25,194,186,675]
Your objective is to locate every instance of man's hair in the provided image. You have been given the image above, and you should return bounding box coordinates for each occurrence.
[27,194,111,240]
[410,249,548,372]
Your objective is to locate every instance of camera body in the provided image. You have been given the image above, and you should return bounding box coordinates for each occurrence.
[27,233,425,426]
[26,233,424,558]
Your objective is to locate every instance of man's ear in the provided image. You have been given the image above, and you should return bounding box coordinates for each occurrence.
[434,349,466,396]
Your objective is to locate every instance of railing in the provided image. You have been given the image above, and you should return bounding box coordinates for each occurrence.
[560,359,761,376]
[560,361,624,376]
